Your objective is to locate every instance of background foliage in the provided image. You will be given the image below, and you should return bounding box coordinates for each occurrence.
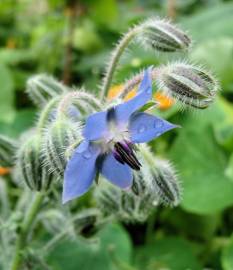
[1,0,233,269]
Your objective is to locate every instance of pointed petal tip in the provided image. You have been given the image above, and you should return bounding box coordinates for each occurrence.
[122,184,132,191]
[62,193,71,204]
[168,123,181,130]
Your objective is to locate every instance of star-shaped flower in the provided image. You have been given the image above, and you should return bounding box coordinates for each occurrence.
[63,70,178,203]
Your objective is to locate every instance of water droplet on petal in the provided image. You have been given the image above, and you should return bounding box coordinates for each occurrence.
[154,120,163,129]
[152,200,159,206]
[146,87,151,94]
[82,150,92,159]
[138,124,147,133]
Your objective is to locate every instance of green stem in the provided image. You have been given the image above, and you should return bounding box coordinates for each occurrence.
[10,192,44,270]
[100,27,141,101]
[37,97,60,130]
[139,145,155,168]
[145,209,157,244]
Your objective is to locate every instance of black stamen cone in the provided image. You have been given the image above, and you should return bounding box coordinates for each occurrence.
[114,142,141,171]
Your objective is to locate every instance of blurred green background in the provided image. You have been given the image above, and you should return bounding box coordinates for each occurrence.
[1,0,233,269]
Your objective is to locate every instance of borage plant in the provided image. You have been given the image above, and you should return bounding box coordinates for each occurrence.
[0,18,219,270]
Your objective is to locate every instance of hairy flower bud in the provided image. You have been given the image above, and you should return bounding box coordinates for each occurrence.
[15,133,53,191]
[150,159,181,206]
[0,135,17,167]
[156,62,219,109]
[139,145,181,206]
[42,118,82,178]
[40,208,100,238]
[26,74,67,107]
[139,19,191,52]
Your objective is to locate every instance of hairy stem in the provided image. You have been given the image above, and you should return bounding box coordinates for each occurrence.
[119,68,157,99]
[100,26,141,100]
[37,97,60,130]
[62,2,80,84]
[167,0,176,20]
[10,192,44,270]
[56,91,102,119]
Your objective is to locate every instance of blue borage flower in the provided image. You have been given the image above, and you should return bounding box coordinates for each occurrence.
[63,69,178,203]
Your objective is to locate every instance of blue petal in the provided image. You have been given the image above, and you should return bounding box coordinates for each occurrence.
[115,69,153,124]
[62,142,100,203]
[100,153,133,188]
[83,111,108,141]
[129,112,178,143]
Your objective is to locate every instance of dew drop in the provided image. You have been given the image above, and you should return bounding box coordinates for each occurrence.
[82,150,92,159]
[152,200,159,206]
[146,87,151,94]
[138,124,146,133]
[154,120,163,129]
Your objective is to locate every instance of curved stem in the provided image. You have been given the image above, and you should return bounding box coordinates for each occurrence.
[119,68,157,99]
[56,91,102,119]
[10,192,44,270]
[100,26,141,101]
[37,97,60,130]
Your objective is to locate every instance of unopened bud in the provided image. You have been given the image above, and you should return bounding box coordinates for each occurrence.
[0,134,17,167]
[151,159,181,206]
[15,133,53,191]
[139,145,181,207]
[26,74,67,107]
[156,62,219,109]
[42,118,82,178]
[40,208,100,238]
[139,19,191,52]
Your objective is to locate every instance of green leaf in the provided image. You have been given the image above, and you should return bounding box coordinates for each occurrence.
[88,0,118,27]
[0,109,35,137]
[190,38,233,91]
[161,208,220,241]
[221,235,233,270]
[181,3,233,41]
[169,101,233,214]
[46,223,132,270]
[0,63,15,122]
[73,20,103,53]
[139,101,157,112]
[0,48,34,65]
[134,236,202,270]
[225,154,233,182]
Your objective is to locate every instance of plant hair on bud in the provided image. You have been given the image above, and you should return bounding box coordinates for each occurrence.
[26,74,68,107]
[0,135,17,167]
[138,18,191,53]
[15,132,54,191]
[156,61,219,109]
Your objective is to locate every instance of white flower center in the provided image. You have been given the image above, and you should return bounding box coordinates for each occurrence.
[94,122,130,154]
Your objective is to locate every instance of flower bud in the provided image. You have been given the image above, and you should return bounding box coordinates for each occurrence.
[156,62,219,109]
[0,134,17,167]
[40,208,100,238]
[15,133,53,191]
[139,145,181,207]
[139,19,191,52]
[26,74,67,107]
[42,118,82,178]
[150,159,181,206]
